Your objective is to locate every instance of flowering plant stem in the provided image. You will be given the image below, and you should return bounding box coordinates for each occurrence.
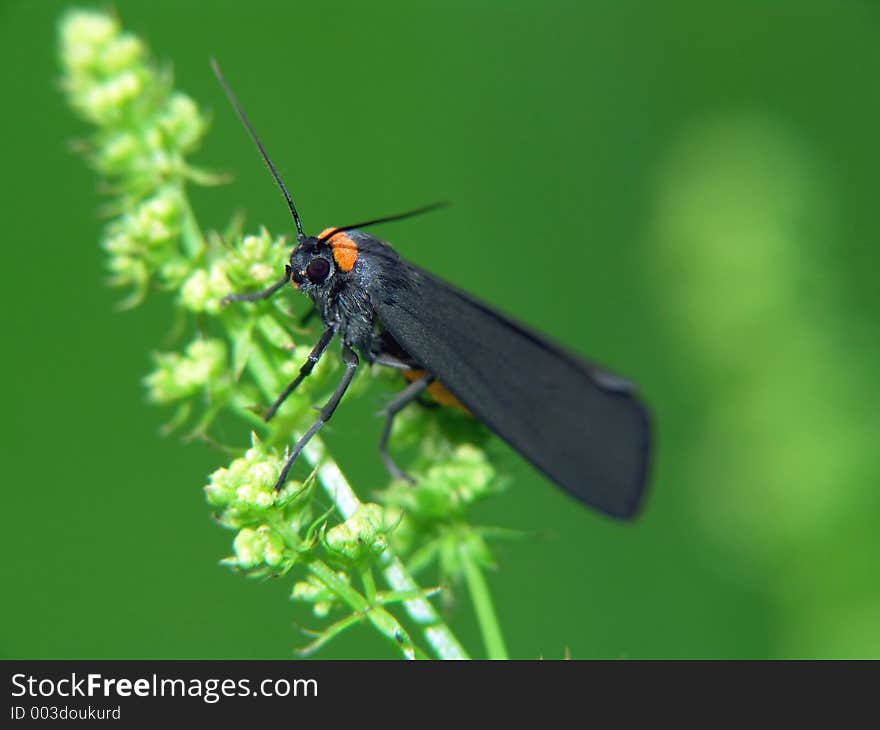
[312,450,472,659]
[59,7,512,660]
[461,548,508,660]
[181,195,469,662]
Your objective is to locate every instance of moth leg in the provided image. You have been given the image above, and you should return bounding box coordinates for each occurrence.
[221,273,289,304]
[220,274,289,304]
[264,327,336,422]
[372,355,438,408]
[378,373,434,484]
[372,354,416,371]
[274,343,359,491]
[222,272,319,326]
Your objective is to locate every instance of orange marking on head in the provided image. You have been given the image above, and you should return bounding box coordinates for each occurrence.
[319,227,359,272]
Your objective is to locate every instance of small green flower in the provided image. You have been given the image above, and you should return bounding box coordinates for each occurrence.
[145,338,227,404]
[94,130,142,175]
[60,10,158,126]
[292,572,350,618]
[157,93,206,153]
[88,71,145,121]
[99,188,187,301]
[230,525,287,570]
[206,436,318,547]
[180,264,232,314]
[206,452,274,510]
[238,229,274,262]
[205,438,288,509]
[98,34,146,74]
[324,504,388,565]
[385,443,500,520]
[128,189,181,248]
[105,251,148,301]
[223,228,292,291]
[59,10,120,74]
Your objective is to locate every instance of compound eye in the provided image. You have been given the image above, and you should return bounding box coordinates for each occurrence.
[306,256,331,284]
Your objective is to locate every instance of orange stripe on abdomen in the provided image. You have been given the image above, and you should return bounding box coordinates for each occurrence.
[402,369,470,414]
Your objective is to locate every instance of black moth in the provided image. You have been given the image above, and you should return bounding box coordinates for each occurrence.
[213,61,652,520]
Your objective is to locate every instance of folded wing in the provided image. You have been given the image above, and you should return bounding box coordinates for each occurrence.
[370,264,652,519]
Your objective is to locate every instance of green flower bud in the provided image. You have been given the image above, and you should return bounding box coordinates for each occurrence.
[180,269,210,312]
[231,527,262,569]
[205,437,309,519]
[292,572,349,618]
[145,338,227,403]
[325,504,387,564]
[95,130,142,175]
[230,450,280,506]
[139,127,174,177]
[386,444,499,520]
[206,265,233,310]
[106,254,148,300]
[102,230,138,256]
[222,229,291,290]
[239,230,272,262]
[156,258,192,287]
[247,262,277,285]
[180,264,231,314]
[230,525,286,570]
[179,269,210,311]
[207,454,267,510]
[259,526,286,567]
[59,11,120,74]
[204,467,235,508]
[81,69,145,125]
[99,34,146,74]
[158,93,206,152]
[130,190,180,248]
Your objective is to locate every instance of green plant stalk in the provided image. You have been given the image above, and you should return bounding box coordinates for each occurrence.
[306,439,468,659]
[461,546,508,660]
[181,185,469,662]
[305,560,417,660]
[58,8,505,659]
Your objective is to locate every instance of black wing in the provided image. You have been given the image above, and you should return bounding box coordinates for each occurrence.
[368,259,651,519]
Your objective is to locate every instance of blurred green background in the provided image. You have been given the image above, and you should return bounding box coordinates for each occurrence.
[2,0,879,659]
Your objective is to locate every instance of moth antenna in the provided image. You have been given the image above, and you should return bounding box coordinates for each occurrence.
[319,201,450,241]
[210,58,305,238]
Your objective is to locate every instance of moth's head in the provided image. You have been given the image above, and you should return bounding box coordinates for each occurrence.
[287,237,336,295]
[287,228,359,296]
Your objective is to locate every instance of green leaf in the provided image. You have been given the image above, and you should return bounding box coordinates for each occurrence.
[231,321,255,381]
